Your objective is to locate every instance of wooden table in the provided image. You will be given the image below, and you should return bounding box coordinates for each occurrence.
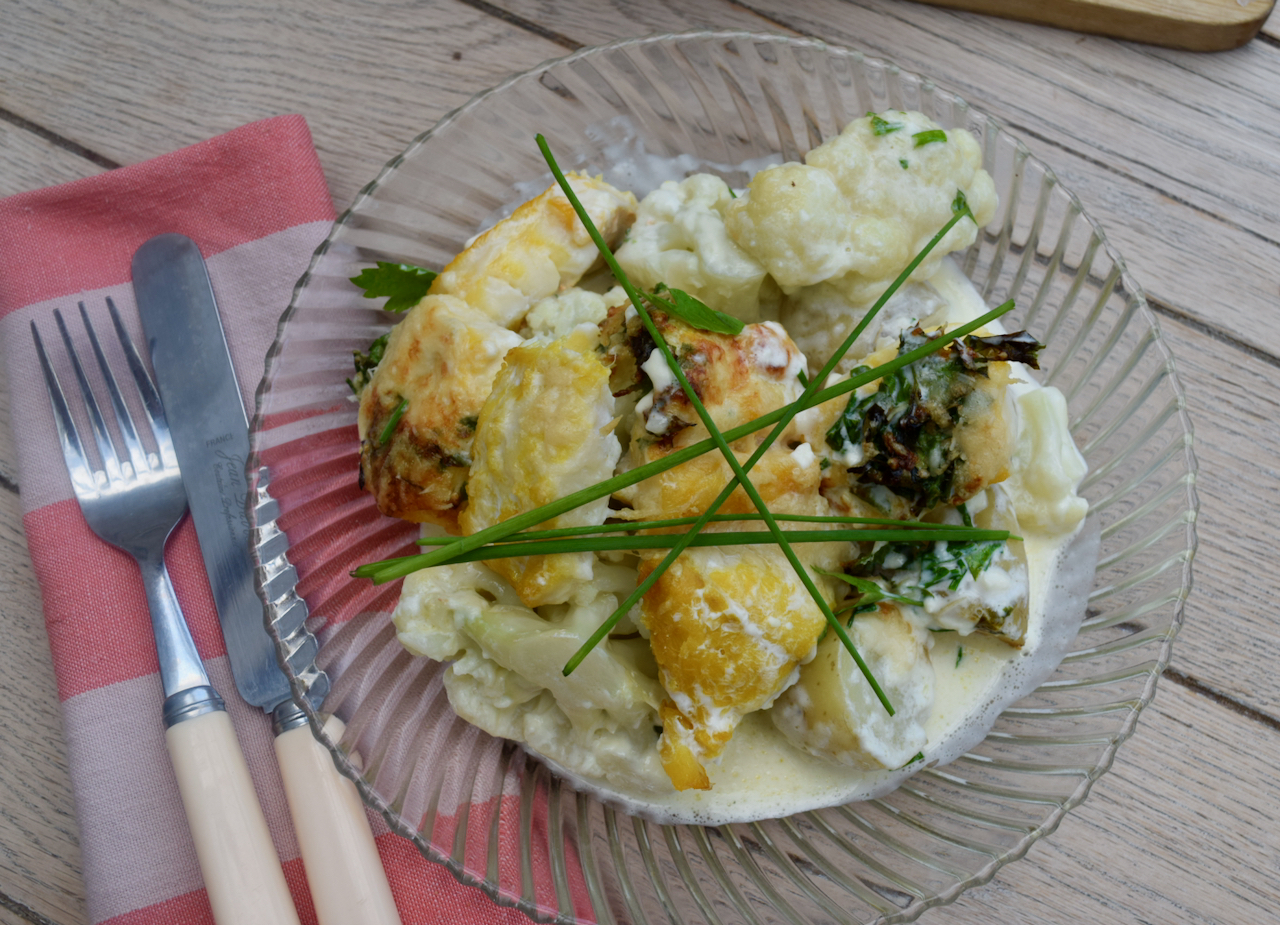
[2,2,1278,923]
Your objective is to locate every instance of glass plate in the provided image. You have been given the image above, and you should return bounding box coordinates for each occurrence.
[249,31,1198,925]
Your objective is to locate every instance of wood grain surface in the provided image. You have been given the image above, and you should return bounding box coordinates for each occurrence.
[2,1,1279,923]
[908,0,1277,51]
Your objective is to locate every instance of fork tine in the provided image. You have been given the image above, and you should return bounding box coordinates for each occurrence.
[106,297,178,470]
[32,321,101,497]
[79,302,149,477]
[54,308,123,484]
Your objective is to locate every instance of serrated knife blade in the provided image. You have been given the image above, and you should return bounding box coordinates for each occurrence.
[132,233,300,715]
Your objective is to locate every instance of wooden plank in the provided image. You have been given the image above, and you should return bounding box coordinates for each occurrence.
[0,487,85,925]
[0,121,107,199]
[908,0,1276,51]
[1157,317,1280,716]
[0,0,564,211]
[923,679,1280,923]
[1266,3,1280,38]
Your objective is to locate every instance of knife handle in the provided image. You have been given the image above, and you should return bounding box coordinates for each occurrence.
[275,715,402,925]
[166,706,302,925]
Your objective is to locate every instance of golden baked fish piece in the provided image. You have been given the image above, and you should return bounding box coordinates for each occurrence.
[460,329,621,608]
[430,173,638,329]
[359,174,636,526]
[359,294,522,528]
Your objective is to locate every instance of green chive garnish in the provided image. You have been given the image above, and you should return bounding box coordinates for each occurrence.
[913,129,947,148]
[378,397,407,445]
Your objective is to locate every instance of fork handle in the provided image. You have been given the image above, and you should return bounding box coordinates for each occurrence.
[166,707,302,925]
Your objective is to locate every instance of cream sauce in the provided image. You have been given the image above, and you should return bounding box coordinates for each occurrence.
[537,255,1099,825]
[546,518,1098,825]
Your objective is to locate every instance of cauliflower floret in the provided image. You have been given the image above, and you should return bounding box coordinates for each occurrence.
[524,285,629,340]
[431,173,637,329]
[779,278,947,376]
[771,605,934,770]
[615,174,768,321]
[460,329,622,608]
[1006,386,1089,534]
[393,563,670,793]
[726,111,997,305]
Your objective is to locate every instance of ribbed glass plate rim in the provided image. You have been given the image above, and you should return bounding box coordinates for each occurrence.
[249,29,1200,924]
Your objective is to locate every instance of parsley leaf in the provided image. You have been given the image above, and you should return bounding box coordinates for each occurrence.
[867,112,904,136]
[350,262,438,313]
[913,129,948,148]
[648,285,745,336]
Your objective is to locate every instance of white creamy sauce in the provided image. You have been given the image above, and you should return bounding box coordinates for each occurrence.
[527,254,1100,825]
[547,517,1099,825]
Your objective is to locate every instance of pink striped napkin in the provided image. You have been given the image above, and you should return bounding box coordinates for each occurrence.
[0,116,533,925]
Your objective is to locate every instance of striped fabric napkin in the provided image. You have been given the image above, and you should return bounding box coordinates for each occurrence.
[0,116,532,925]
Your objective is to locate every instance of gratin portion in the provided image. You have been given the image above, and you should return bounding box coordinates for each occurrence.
[373,111,1090,807]
[611,315,848,789]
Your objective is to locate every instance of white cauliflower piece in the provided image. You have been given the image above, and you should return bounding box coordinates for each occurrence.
[771,606,934,770]
[393,564,670,793]
[615,174,768,321]
[726,111,997,305]
[524,285,628,340]
[1006,386,1089,534]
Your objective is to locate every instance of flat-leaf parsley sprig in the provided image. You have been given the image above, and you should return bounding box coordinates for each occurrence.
[350,262,438,312]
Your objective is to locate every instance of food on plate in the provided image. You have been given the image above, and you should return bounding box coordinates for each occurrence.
[351,111,1093,823]
[356,176,635,527]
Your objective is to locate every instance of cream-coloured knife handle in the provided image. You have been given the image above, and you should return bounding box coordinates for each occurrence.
[166,708,302,925]
[275,715,402,925]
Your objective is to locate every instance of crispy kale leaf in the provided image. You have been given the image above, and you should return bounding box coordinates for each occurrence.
[825,328,1041,514]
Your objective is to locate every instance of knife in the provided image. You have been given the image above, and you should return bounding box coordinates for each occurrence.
[133,233,401,925]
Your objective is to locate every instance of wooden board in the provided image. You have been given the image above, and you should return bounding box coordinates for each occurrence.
[910,0,1277,50]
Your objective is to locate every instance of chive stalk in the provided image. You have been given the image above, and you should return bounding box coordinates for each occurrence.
[537,136,896,707]
[352,299,1014,583]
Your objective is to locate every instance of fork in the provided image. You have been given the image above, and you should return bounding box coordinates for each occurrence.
[34,300,302,925]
